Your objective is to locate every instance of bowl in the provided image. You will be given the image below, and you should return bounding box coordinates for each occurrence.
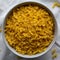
[2,1,57,58]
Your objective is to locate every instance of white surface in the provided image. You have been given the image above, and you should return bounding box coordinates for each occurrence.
[0,0,60,60]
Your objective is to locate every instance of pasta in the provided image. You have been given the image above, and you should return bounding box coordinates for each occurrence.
[5,5,55,55]
[51,48,57,59]
[52,2,60,8]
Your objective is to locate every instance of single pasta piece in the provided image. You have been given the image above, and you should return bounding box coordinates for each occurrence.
[51,48,58,59]
[0,26,2,32]
[0,29,2,32]
[52,53,57,59]
[52,2,60,8]
[51,48,56,55]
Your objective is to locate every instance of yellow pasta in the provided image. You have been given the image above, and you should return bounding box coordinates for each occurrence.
[52,2,60,8]
[51,48,56,55]
[52,53,57,59]
[51,48,58,59]
[0,29,2,32]
[5,5,54,55]
[0,26,2,32]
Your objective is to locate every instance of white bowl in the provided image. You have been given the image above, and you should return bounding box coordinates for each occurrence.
[2,1,57,58]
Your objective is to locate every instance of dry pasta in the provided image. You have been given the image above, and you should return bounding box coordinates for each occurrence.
[52,2,60,8]
[5,5,55,55]
[52,53,57,59]
[51,48,56,55]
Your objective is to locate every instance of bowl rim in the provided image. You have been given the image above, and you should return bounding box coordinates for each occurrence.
[2,1,57,58]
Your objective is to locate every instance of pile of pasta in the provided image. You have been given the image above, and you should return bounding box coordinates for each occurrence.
[5,5,55,55]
